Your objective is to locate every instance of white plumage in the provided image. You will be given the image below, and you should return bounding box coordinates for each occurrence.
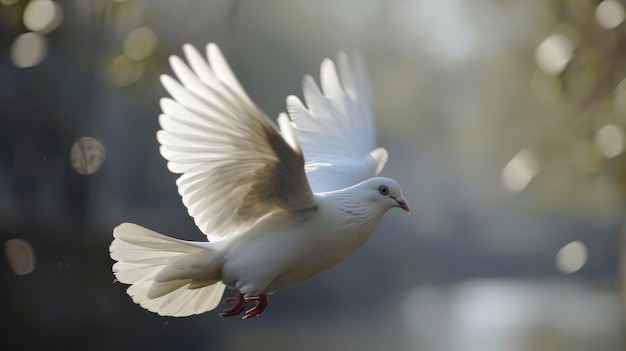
[110,43,410,319]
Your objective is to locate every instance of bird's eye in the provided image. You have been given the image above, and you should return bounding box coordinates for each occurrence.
[378,185,389,195]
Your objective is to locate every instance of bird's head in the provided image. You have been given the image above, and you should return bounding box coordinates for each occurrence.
[359,177,411,213]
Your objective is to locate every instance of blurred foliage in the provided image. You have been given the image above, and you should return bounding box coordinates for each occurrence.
[524,0,626,218]
[1,0,624,350]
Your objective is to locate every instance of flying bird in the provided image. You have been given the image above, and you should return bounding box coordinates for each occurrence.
[110,43,410,319]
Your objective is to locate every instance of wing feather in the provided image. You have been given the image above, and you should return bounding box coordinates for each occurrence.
[159,43,316,241]
[286,51,388,192]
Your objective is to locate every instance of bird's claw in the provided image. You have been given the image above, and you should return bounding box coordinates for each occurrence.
[219,292,269,319]
[242,295,269,319]
[219,292,246,317]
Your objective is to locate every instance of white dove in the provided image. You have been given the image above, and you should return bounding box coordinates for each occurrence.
[109,43,410,319]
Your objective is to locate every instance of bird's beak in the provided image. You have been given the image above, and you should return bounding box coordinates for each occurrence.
[393,196,411,214]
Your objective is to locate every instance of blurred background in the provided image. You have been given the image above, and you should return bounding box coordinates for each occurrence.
[1,0,625,350]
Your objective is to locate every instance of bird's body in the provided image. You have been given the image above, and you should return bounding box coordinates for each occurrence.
[219,179,392,294]
[110,43,409,318]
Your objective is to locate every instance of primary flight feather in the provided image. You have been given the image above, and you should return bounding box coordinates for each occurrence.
[110,43,410,319]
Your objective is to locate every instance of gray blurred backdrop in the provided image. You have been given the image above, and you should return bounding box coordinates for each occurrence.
[1,0,624,350]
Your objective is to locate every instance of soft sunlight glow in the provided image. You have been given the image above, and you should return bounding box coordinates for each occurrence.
[10,32,48,68]
[5,239,35,275]
[23,0,63,34]
[123,27,159,60]
[595,124,625,158]
[501,149,540,193]
[595,0,625,30]
[555,241,588,274]
[535,34,574,75]
[70,137,106,175]
[404,281,622,350]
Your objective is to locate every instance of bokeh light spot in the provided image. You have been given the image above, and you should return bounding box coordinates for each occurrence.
[5,239,35,275]
[535,34,574,75]
[107,54,145,87]
[10,32,48,68]
[595,0,625,30]
[123,27,159,60]
[23,0,63,34]
[0,0,19,5]
[595,124,625,158]
[501,149,540,193]
[555,240,588,274]
[70,137,106,175]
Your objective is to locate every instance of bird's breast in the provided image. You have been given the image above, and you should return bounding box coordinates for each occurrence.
[264,208,382,292]
[220,202,384,295]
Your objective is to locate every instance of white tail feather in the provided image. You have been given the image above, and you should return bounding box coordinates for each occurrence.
[110,223,226,317]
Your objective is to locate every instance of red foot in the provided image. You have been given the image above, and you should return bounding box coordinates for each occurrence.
[219,292,246,317]
[219,292,269,319]
[243,294,269,319]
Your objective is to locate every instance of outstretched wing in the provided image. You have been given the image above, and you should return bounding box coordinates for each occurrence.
[158,43,316,241]
[285,52,388,193]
